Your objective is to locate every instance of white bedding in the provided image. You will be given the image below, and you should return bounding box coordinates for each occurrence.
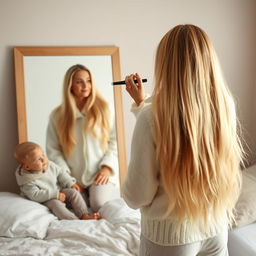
[228,222,256,256]
[0,198,141,256]
[1,190,255,256]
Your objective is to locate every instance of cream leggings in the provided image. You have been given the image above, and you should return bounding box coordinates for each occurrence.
[84,182,120,212]
[140,229,228,256]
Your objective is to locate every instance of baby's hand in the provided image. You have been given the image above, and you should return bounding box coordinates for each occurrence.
[58,192,66,202]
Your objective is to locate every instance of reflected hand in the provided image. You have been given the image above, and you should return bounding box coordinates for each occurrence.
[125,73,145,106]
[58,192,66,202]
[94,166,111,185]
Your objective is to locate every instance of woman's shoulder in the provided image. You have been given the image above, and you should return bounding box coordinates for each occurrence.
[49,106,61,120]
[136,105,154,129]
[137,104,153,118]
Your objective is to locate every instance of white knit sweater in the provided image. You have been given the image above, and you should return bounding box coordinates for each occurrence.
[123,105,226,245]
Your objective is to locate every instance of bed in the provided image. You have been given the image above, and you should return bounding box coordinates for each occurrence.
[228,164,256,256]
[228,222,256,256]
[0,193,141,256]
[1,165,255,256]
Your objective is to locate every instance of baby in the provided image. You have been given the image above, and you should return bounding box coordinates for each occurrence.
[14,141,101,220]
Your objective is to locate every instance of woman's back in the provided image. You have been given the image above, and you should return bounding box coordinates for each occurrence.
[152,24,242,231]
[123,24,243,250]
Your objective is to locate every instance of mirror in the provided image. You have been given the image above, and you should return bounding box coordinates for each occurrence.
[13,46,127,187]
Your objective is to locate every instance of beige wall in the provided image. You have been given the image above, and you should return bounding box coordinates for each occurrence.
[0,0,255,192]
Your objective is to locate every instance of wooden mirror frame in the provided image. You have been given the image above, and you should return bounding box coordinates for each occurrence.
[13,46,127,187]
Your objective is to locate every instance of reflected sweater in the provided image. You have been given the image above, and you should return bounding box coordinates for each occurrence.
[46,108,119,188]
[122,105,226,246]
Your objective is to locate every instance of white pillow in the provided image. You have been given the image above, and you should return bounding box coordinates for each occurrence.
[233,165,256,228]
[0,192,57,238]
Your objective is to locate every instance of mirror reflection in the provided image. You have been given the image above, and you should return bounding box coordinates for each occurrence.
[46,64,120,208]
[24,55,114,149]
[14,46,127,190]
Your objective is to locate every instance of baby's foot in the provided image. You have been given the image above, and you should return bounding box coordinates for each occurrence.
[81,212,101,220]
[93,212,101,220]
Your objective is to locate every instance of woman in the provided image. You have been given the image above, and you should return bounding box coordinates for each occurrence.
[123,25,243,255]
[46,64,119,212]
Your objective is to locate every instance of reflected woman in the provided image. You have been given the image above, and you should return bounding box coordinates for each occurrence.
[46,64,119,212]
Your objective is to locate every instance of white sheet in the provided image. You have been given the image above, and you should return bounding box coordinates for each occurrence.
[228,222,256,256]
[0,198,141,256]
[2,196,255,256]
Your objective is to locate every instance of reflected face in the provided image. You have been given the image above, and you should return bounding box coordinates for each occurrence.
[71,70,92,100]
[23,147,48,172]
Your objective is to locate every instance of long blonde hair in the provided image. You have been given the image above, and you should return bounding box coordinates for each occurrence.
[152,25,243,231]
[54,64,110,157]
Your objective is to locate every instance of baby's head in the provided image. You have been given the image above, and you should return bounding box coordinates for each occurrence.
[14,141,48,172]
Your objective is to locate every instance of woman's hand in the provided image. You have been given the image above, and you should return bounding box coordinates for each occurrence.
[58,192,66,202]
[94,166,112,185]
[71,182,84,192]
[125,73,145,106]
